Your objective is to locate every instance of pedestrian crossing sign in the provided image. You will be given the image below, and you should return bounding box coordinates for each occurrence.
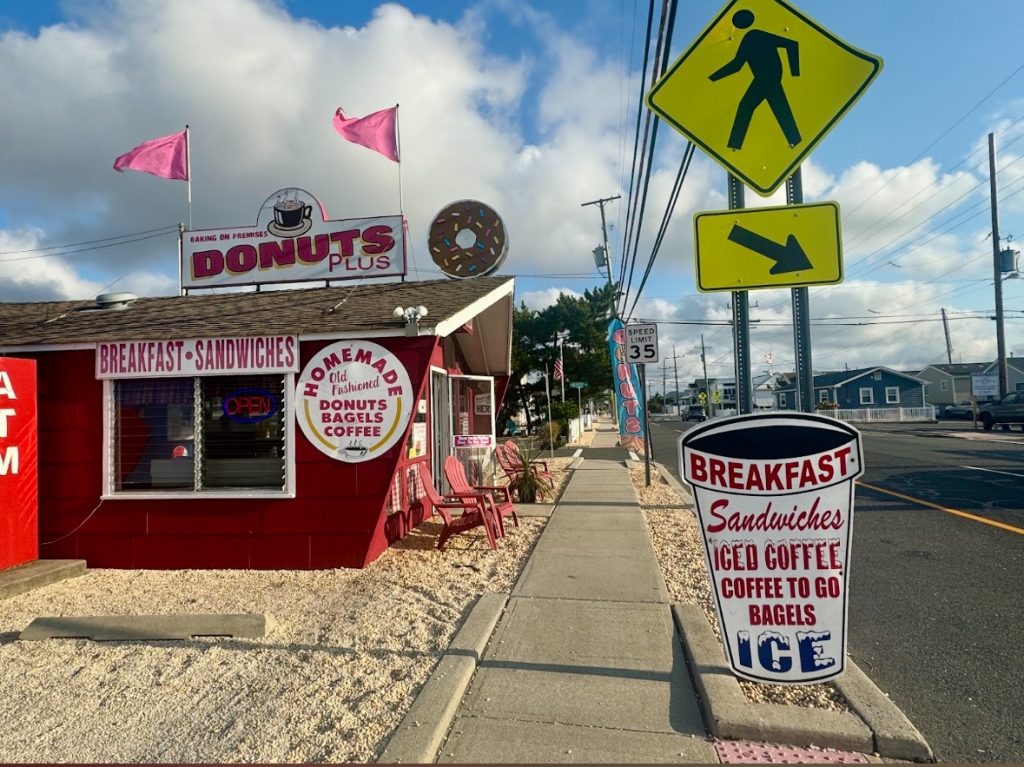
[646,0,882,196]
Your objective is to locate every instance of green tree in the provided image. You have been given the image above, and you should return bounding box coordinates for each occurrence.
[500,284,618,434]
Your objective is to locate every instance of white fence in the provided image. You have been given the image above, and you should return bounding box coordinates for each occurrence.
[828,406,935,423]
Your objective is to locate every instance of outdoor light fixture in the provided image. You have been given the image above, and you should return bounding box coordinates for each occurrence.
[393,305,428,336]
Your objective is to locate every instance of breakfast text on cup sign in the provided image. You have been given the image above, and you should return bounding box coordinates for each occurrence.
[191,225,395,280]
[688,446,853,492]
[0,371,19,476]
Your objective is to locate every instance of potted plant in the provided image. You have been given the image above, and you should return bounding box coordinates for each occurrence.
[506,443,552,504]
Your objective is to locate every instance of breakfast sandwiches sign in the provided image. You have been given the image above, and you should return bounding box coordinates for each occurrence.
[181,188,406,289]
[679,413,864,685]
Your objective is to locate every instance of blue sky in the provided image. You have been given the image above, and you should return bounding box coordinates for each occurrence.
[0,0,1022,384]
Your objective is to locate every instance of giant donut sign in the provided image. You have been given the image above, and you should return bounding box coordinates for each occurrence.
[295,341,412,462]
[679,413,864,685]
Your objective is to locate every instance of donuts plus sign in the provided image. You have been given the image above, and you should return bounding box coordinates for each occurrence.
[427,200,509,278]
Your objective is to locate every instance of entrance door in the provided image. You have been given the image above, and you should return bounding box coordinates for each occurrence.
[430,369,451,491]
[449,374,496,485]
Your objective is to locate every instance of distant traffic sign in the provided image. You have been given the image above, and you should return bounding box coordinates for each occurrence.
[694,202,842,292]
[646,0,883,195]
[625,323,660,364]
[570,381,588,389]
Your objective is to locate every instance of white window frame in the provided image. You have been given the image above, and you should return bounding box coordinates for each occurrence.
[885,386,900,404]
[940,380,949,392]
[101,375,297,500]
[859,387,874,405]
[818,390,829,403]
[778,392,787,407]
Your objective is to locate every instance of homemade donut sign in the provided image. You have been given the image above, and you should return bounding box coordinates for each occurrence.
[428,200,509,278]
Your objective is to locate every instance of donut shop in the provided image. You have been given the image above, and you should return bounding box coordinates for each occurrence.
[0,188,515,570]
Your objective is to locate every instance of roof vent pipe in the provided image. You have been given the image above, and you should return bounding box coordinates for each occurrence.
[94,292,138,310]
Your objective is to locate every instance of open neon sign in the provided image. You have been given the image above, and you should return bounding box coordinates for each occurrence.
[223,388,279,424]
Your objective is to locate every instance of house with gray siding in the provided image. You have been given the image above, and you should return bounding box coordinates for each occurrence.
[775,367,927,410]
[915,362,989,408]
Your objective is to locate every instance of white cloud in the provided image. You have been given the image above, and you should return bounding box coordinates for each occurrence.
[519,287,582,310]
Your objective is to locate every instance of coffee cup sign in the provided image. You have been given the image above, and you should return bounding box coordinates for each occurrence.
[271,199,312,233]
[679,413,864,684]
[295,340,412,463]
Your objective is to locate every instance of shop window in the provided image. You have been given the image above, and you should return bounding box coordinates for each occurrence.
[112,374,287,494]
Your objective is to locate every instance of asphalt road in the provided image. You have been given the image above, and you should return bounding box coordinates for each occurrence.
[644,416,1024,763]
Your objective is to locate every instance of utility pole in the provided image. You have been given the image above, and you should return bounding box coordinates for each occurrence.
[988,132,1009,400]
[701,334,712,417]
[661,358,668,414]
[669,344,683,416]
[582,195,622,315]
[941,308,953,365]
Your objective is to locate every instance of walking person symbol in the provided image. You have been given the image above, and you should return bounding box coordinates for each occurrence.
[709,9,802,150]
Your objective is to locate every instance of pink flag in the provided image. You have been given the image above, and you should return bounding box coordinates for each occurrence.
[332,106,399,162]
[113,130,188,180]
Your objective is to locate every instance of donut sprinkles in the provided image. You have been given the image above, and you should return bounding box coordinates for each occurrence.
[427,199,509,278]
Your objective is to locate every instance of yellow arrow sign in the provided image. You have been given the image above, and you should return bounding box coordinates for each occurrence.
[646,0,882,196]
[694,201,842,291]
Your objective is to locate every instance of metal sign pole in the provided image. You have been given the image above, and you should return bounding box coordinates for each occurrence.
[729,173,752,414]
[639,364,651,486]
[787,168,814,413]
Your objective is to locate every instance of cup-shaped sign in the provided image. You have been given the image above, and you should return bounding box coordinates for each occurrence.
[679,413,864,684]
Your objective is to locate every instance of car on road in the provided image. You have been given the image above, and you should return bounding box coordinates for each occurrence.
[942,401,975,419]
[978,391,1024,431]
[682,404,708,421]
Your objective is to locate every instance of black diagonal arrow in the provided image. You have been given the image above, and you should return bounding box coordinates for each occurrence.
[727,224,812,274]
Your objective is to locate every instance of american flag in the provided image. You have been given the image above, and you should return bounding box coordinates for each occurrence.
[553,357,564,381]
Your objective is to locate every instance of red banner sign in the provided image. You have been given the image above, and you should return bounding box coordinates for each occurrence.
[0,358,38,570]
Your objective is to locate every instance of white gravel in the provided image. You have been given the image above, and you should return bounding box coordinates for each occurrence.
[0,458,575,764]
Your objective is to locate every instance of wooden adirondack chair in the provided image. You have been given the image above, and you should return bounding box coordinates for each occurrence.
[415,462,499,551]
[495,442,524,484]
[443,455,518,536]
[504,440,555,489]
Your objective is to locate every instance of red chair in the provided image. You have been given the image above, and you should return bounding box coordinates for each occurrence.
[504,440,555,489]
[495,442,525,485]
[444,455,518,536]
[415,462,499,551]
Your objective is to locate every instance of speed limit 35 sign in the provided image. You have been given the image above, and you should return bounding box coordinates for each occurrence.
[625,323,659,364]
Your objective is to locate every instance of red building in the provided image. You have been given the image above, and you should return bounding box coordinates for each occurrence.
[0,276,513,569]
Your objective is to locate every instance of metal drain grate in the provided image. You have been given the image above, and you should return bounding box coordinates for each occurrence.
[714,739,872,764]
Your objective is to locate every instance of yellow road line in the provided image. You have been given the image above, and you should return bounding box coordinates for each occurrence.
[857,480,1024,537]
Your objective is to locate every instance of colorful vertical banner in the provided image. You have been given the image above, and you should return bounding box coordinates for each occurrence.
[0,357,38,570]
[607,318,646,454]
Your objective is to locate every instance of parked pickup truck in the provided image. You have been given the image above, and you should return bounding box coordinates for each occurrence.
[978,392,1024,431]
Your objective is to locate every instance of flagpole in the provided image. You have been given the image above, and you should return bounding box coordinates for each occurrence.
[185,124,192,230]
[395,103,408,283]
[544,367,554,460]
[394,104,403,212]
[559,338,566,401]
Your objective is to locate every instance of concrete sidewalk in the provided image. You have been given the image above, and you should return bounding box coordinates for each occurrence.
[432,457,716,763]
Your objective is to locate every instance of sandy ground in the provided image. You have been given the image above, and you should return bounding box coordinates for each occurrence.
[0,459,573,764]
[629,462,850,713]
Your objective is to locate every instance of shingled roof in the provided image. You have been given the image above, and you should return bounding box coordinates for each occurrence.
[0,276,513,347]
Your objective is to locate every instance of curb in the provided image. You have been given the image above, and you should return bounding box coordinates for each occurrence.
[0,559,87,600]
[673,604,933,762]
[377,593,509,764]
